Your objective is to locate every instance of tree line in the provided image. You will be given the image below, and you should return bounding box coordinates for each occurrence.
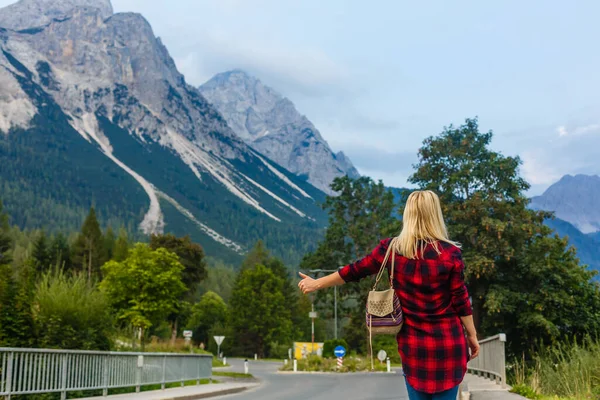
[1,117,599,361]
[0,205,318,357]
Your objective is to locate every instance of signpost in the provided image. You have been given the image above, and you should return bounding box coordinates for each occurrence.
[183,330,193,353]
[309,304,318,354]
[213,336,225,359]
[334,345,346,369]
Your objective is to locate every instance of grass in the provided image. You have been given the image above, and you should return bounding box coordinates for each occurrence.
[212,371,254,379]
[509,337,600,400]
[212,358,230,367]
[280,355,391,373]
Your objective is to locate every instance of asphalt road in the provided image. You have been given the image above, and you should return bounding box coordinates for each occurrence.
[222,359,409,400]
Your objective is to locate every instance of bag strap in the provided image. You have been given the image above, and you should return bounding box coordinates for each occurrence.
[372,238,395,290]
[369,238,396,371]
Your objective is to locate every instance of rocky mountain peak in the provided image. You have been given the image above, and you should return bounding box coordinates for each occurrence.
[531,174,600,233]
[199,69,360,194]
[0,0,113,31]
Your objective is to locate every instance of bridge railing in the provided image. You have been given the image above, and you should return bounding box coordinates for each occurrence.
[0,347,212,399]
[467,333,507,387]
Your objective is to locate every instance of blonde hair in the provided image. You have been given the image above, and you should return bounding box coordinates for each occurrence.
[390,190,460,259]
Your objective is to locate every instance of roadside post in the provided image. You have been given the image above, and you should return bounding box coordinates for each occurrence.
[334,345,346,369]
[309,305,318,354]
[213,336,225,359]
[387,357,391,373]
[244,359,249,374]
[293,359,297,372]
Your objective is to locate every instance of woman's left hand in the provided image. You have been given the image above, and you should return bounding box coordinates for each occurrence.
[298,272,320,294]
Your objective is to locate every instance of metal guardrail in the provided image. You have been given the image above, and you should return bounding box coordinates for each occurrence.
[0,347,212,399]
[467,333,507,387]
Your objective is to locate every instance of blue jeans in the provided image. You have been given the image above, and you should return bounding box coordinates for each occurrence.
[405,379,459,400]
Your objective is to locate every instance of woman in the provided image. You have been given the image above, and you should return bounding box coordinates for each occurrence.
[298,190,479,400]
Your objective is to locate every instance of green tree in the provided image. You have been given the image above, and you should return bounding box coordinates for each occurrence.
[409,117,600,355]
[149,233,207,342]
[104,227,116,261]
[34,270,113,350]
[187,291,228,350]
[0,200,11,264]
[240,242,312,341]
[229,264,293,357]
[149,234,207,291]
[300,176,400,351]
[198,259,236,302]
[32,230,51,272]
[0,260,36,347]
[100,243,186,349]
[72,207,106,279]
[112,228,130,262]
[49,232,72,270]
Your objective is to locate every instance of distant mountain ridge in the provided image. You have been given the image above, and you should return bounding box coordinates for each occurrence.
[545,217,600,276]
[531,174,600,234]
[199,70,360,194]
[0,0,326,265]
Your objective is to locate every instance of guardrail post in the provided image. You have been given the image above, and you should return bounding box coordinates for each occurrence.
[60,354,68,400]
[102,355,108,396]
[499,334,507,388]
[180,357,184,387]
[196,357,200,386]
[161,355,166,390]
[136,355,143,393]
[6,352,13,400]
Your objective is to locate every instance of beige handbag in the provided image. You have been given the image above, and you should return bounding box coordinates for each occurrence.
[366,242,403,369]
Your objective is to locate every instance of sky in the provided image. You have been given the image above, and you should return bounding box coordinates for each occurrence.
[3,0,600,194]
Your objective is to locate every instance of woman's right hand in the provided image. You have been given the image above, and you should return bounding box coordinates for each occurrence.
[298,272,321,294]
[467,335,480,359]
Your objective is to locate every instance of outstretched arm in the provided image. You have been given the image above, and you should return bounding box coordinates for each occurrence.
[298,271,344,294]
[298,238,392,294]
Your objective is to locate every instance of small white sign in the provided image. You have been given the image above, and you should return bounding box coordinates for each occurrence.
[377,350,387,362]
[214,336,225,345]
[137,355,144,368]
[308,311,318,318]
[183,330,193,338]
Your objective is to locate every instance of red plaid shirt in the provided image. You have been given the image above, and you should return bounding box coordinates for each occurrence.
[338,238,472,394]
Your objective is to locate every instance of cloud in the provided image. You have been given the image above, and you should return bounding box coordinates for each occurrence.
[557,125,568,137]
[555,123,600,137]
[521,150,563,186]
[169,32,350,98]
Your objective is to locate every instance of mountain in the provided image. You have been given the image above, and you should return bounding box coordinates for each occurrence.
[589,231,600,242]
[545,217,600,276]
[199,70,360,194]
[531,174,600,234]
[0,0,327,266]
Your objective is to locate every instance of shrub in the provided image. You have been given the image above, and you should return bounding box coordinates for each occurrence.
[372,335,401,364]
[34,270,113,350]
[268,342,292,359]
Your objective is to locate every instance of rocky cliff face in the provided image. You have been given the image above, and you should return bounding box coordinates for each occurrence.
[0,0,113,31]
[531,174,600,233]
[0,0,326,264]
[199,70,360,194]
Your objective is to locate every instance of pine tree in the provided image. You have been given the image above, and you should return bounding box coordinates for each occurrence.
[112,228,130,262]
[72,207,106,280]
[104,227,116,261]
[49,233,72,270]
[0,260,35,347]
[0,200,12,265]
[32,230,51,273]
